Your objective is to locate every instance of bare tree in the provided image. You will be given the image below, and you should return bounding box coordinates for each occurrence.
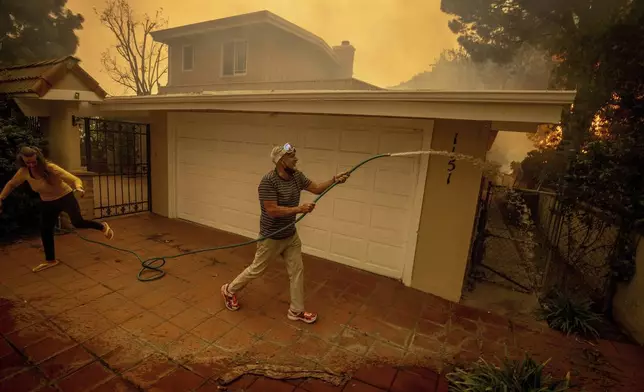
[96,0,168,95]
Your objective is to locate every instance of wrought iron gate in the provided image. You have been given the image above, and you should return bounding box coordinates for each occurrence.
[77,117,151,218]
[469,182,560,293]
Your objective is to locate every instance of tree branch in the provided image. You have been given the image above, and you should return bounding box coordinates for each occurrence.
[96,0,167,95]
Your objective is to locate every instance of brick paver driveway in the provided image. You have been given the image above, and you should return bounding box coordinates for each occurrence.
[1,214,642,391]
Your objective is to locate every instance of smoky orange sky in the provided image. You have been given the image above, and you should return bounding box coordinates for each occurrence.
[68,0,458,95]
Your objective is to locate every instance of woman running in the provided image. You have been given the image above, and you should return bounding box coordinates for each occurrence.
[0,146,114,272]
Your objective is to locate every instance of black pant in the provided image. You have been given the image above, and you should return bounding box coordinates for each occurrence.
[41,192,103,261]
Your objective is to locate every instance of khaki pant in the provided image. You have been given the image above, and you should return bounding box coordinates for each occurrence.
[228,233,305,313]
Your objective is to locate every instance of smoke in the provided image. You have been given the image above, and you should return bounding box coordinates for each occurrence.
[391,44,554,90]
[487,132,535,174]
[392,44,554,171]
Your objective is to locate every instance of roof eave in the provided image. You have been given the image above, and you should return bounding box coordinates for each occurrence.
[105,90,576,105]
[100,90,576,125]
[0,92,39,99]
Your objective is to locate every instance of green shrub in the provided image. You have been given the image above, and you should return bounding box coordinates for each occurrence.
[446,354,573,391]
[537,289,602,339]
[0,119,47,241]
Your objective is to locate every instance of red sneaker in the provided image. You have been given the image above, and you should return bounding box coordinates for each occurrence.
[221,284,240,311]
[287,309,317,324]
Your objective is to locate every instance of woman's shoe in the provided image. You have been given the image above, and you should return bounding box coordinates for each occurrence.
[32,259,60,272]
[102,222,114,240]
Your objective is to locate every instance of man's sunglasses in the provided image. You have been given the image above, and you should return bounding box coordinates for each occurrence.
[283,143,296,154]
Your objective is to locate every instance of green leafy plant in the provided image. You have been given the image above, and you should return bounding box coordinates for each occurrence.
[537,289,602,339]
[446,354,572,391]
[0,115,47,241]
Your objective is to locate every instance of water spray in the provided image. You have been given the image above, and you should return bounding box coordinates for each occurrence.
[61,150,501,282]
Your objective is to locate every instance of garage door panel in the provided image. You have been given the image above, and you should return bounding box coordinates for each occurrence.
[303,128,340,150]
[331,188,372,204]
[298,226,330,253]
[217,140,258,155]
[374,169,416,196]
[377,156,419,172]
[330,233,367,262]
[218,196,258,216]
[300,215,335,232]
[178,163,222,180]
[247,158,273,175]
[299,148,336,164]
[300,193,333,217]
[178,138,217,153]
[336,165,373,191]
[178,148,214,167]
[209,157,238,173]
[271,126,301,145]
[379,131,423,153]
[367,242,404,271]
[340,130,379,154]
[371,193,411,209]
[369,227,406,247]
[299,161,335,183]
[215,126,270,145]
[178,183,221,205]
[179,199,221,221]
[244,142,275,157]
[331,220,369,242]
[338,150,374,162]
[220,181,258,202]
[333,199,370,225]
[219,208,259,233]
[212,169,260,186]
[177,177,216,200]
[370,205,408,232]
[212,154,270,176]
[181,124,221,140]
[220,141,276,161]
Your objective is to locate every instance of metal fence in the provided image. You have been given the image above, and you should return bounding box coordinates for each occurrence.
[470,181,619,312]
[536,193,618,312]
[78,117,151,218]
[470,183,555,293]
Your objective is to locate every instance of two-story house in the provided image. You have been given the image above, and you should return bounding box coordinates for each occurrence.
[150,10,381,94]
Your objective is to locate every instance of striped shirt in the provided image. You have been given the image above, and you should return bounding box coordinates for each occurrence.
[258,169,311,239]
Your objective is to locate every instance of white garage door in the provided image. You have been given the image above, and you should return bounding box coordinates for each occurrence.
[173,112,426,279]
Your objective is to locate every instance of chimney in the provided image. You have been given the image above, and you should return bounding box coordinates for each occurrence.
[332,40,355,79]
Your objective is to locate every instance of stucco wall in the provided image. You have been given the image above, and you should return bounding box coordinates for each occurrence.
[411,119,491,302]
[166,24,338,89]
[613,236,644,345]
[149,111,169,217]
[45,102,82,171]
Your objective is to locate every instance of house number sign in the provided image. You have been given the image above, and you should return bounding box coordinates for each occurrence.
[446,132,459,185]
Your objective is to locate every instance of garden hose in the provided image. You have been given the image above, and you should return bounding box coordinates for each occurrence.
[63,153,392,282]
[62,150,486,282]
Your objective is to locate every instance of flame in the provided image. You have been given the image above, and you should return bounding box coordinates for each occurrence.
[531,112,610,151]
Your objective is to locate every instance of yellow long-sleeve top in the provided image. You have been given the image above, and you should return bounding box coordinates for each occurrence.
[2,163,82,202]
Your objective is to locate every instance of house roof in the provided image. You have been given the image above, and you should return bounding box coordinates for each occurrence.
[0,56,108,98]
[97,89,576,125]
[158,77,382,94]
[150,10,340,65]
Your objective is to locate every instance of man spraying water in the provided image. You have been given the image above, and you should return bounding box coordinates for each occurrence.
[220,143,349,324]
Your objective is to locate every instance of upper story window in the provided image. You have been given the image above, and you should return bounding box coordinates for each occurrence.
[182,45,194,72]
[222,40,247,76]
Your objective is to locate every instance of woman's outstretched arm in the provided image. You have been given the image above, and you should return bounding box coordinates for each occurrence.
[0,168,27,201]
